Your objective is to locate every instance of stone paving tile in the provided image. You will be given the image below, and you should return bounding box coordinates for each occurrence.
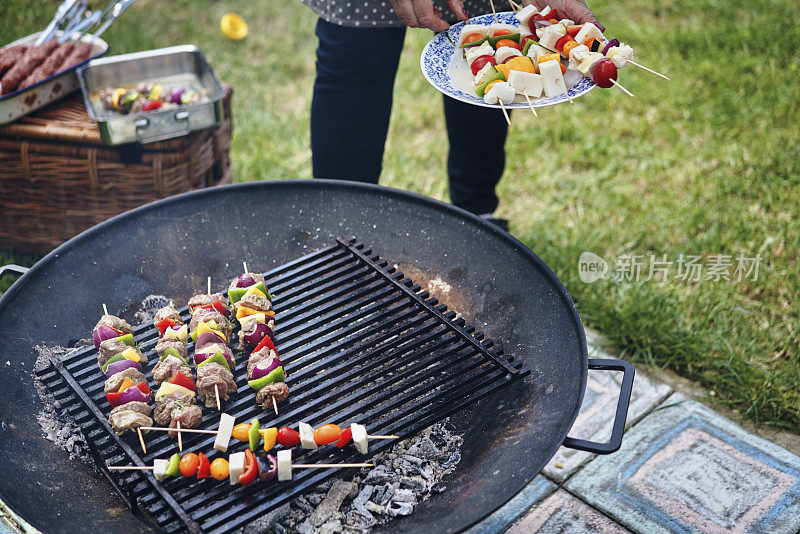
[464,475,556,534]
[543,334,672,482]
[566,393,800,534]
[506,489,633,533]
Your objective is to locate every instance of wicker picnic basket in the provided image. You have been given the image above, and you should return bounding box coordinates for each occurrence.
[0,85,233,253]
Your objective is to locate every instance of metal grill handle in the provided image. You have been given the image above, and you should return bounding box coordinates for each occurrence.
[0,264,29,291]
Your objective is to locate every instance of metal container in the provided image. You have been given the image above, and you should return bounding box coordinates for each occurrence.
[77,45,225,145]
[0,31,108,125]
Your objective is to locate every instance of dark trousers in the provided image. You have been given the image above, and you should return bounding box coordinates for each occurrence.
[311,19,509,215]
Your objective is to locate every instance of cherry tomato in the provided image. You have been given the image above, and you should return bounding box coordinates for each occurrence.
[493,28,512,36]
[591,58,618,88]
[495,39,522,51]
[335,427,353,448]
[232,423,251,442]
[314,424,343,446]
[210,458,229,481]
[463,32,483,45]
[528,18,538,35]
[546,8,559,19]
[179,453,199,477]
[470,55,496,75]
[531,13,546,21]
[276,426,301,447]
[555,35,574,53]
[521,35,538,48]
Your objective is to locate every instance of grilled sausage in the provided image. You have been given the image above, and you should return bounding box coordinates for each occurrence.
[0,44,28,78]
[0,40,59,95]
[60,41,93,70]
[18,42,75,89]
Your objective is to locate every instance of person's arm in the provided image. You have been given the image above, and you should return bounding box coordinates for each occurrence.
[522,0,598,24]
[389,0,469,31]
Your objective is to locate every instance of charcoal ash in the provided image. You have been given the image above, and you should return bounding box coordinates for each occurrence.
[134,294,173,324]
[276,421,464,533]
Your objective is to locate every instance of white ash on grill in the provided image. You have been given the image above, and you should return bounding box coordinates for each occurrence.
[270,421,463,534]
[134,294,173,324]
[33,344,91,463]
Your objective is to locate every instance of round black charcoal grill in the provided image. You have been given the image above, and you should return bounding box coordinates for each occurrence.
[0,180,632,533]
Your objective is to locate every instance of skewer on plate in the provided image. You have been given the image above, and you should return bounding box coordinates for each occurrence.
[489,0,499,23]
[497,99,511,126]
[610,78,635,97]
[556,80,574,105]
[521,89,538,117]
[628,60,670,80]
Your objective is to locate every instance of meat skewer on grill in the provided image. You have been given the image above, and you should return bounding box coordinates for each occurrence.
[230,264,287,415]
[93,304,153,446]
[151,304,202,450]
[190,278,236,411]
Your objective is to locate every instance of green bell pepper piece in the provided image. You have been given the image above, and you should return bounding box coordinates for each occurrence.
[228,282,272,304]
[165,453,181,477]
[488,33,520,48]
[197,352,231,373]
[160,347,189,364]
[247,367,284,391]
[475,71,506,97]
[117,333,135,346]
[463,36,488,48]
[101,353,126,373]
[248,417,261,451]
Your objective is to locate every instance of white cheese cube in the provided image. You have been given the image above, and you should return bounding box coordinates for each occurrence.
[508,71,543,98]
[466,42,495,65]
[153,459,169,482]
[514,4,538,26]
[611,44,634,68]
[351,423,369,454]
[559,19,575,27]
[228,451,245,485]
[527,42,551,63]
[484,81,516,105]
[539,5,551,17]
[472,63,498,87]
[569,44,591,63]
[457,24,489,47]
[214,413,235,452]
[277,449,292,481]
[538,27,562,50]
[538,59,566,98]
[299,422,318,449]
[574,22,603,44]
[495,47,522,64]
[577,52,604,76]
[551,22,567,35]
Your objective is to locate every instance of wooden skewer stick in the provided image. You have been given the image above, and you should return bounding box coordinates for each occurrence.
[506,0,517,14]
[138,426,218,435]
[176,421,182,452]
[293,463,374,469]
[628,60,670,80]
[497,99,511,127]
[272,395,279,416]
[207,276,211,296]
[521,89,538,117]
[557,80,574,105]
[508,0,522,9]
[137,427,147,454]
[489,0,498,23]
[214,383,221,411]
[109,465,155,471]
[366,434,400,440]
[102,303,108,316]
[242,261,248,274]
[610,78,635,98]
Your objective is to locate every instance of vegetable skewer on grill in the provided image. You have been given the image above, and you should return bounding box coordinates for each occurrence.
[93,306,153,436]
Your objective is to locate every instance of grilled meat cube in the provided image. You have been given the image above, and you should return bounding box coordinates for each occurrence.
[104,367,147,394]
[238,317,275,351]
[256,382,290,404]
[236,292,272,314]
[98,337,139,369]
[154,338,188,360]
[228,273,266,291]
[167,405,203,437]
[108,401,152,434]
[196,362,236,408]
[154,305,183,325]
[152,355,193,384]
[96,314,133,335]
[154,390,196,426]
[189,307,232,340]
[187,293,226,313]
[247,347,278,378]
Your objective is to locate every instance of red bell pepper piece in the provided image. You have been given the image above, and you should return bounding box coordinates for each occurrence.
[251,334,277,357]
[142,100,163,112]
[335,427,353,448]
[239,449,259,486]
[196,452,211,479]
[199,301,228,315]
[106,391,122,407]
[155,318,176,336]
[137,382,151,397]
[169,371,196,392]
[276,426,301,448]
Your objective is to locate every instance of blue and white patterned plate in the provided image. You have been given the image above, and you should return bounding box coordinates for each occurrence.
[420,11,599,109]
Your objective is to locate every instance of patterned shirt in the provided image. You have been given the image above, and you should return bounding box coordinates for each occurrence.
[301,0,497,28]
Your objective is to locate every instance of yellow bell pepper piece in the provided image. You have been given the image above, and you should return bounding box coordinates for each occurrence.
[196,322,226,342]
[236,305,262,320]
[495,62,511,81]
[243,286,267,300]
[506,56,535,74]
[261,427,278,452]
[120,347,140,363]
[116,377,135,393]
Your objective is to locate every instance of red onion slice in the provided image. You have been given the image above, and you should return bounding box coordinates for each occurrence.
[195,331,226,349]
[236,273,257,288]
[104,359,141,378]
[249,356,282,380]
[118,385,148,405]
[93,324,121,349]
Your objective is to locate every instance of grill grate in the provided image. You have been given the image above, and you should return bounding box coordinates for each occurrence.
[37,239,528,533]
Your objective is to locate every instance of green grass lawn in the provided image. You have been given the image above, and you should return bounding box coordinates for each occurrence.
[2,0,799,431]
